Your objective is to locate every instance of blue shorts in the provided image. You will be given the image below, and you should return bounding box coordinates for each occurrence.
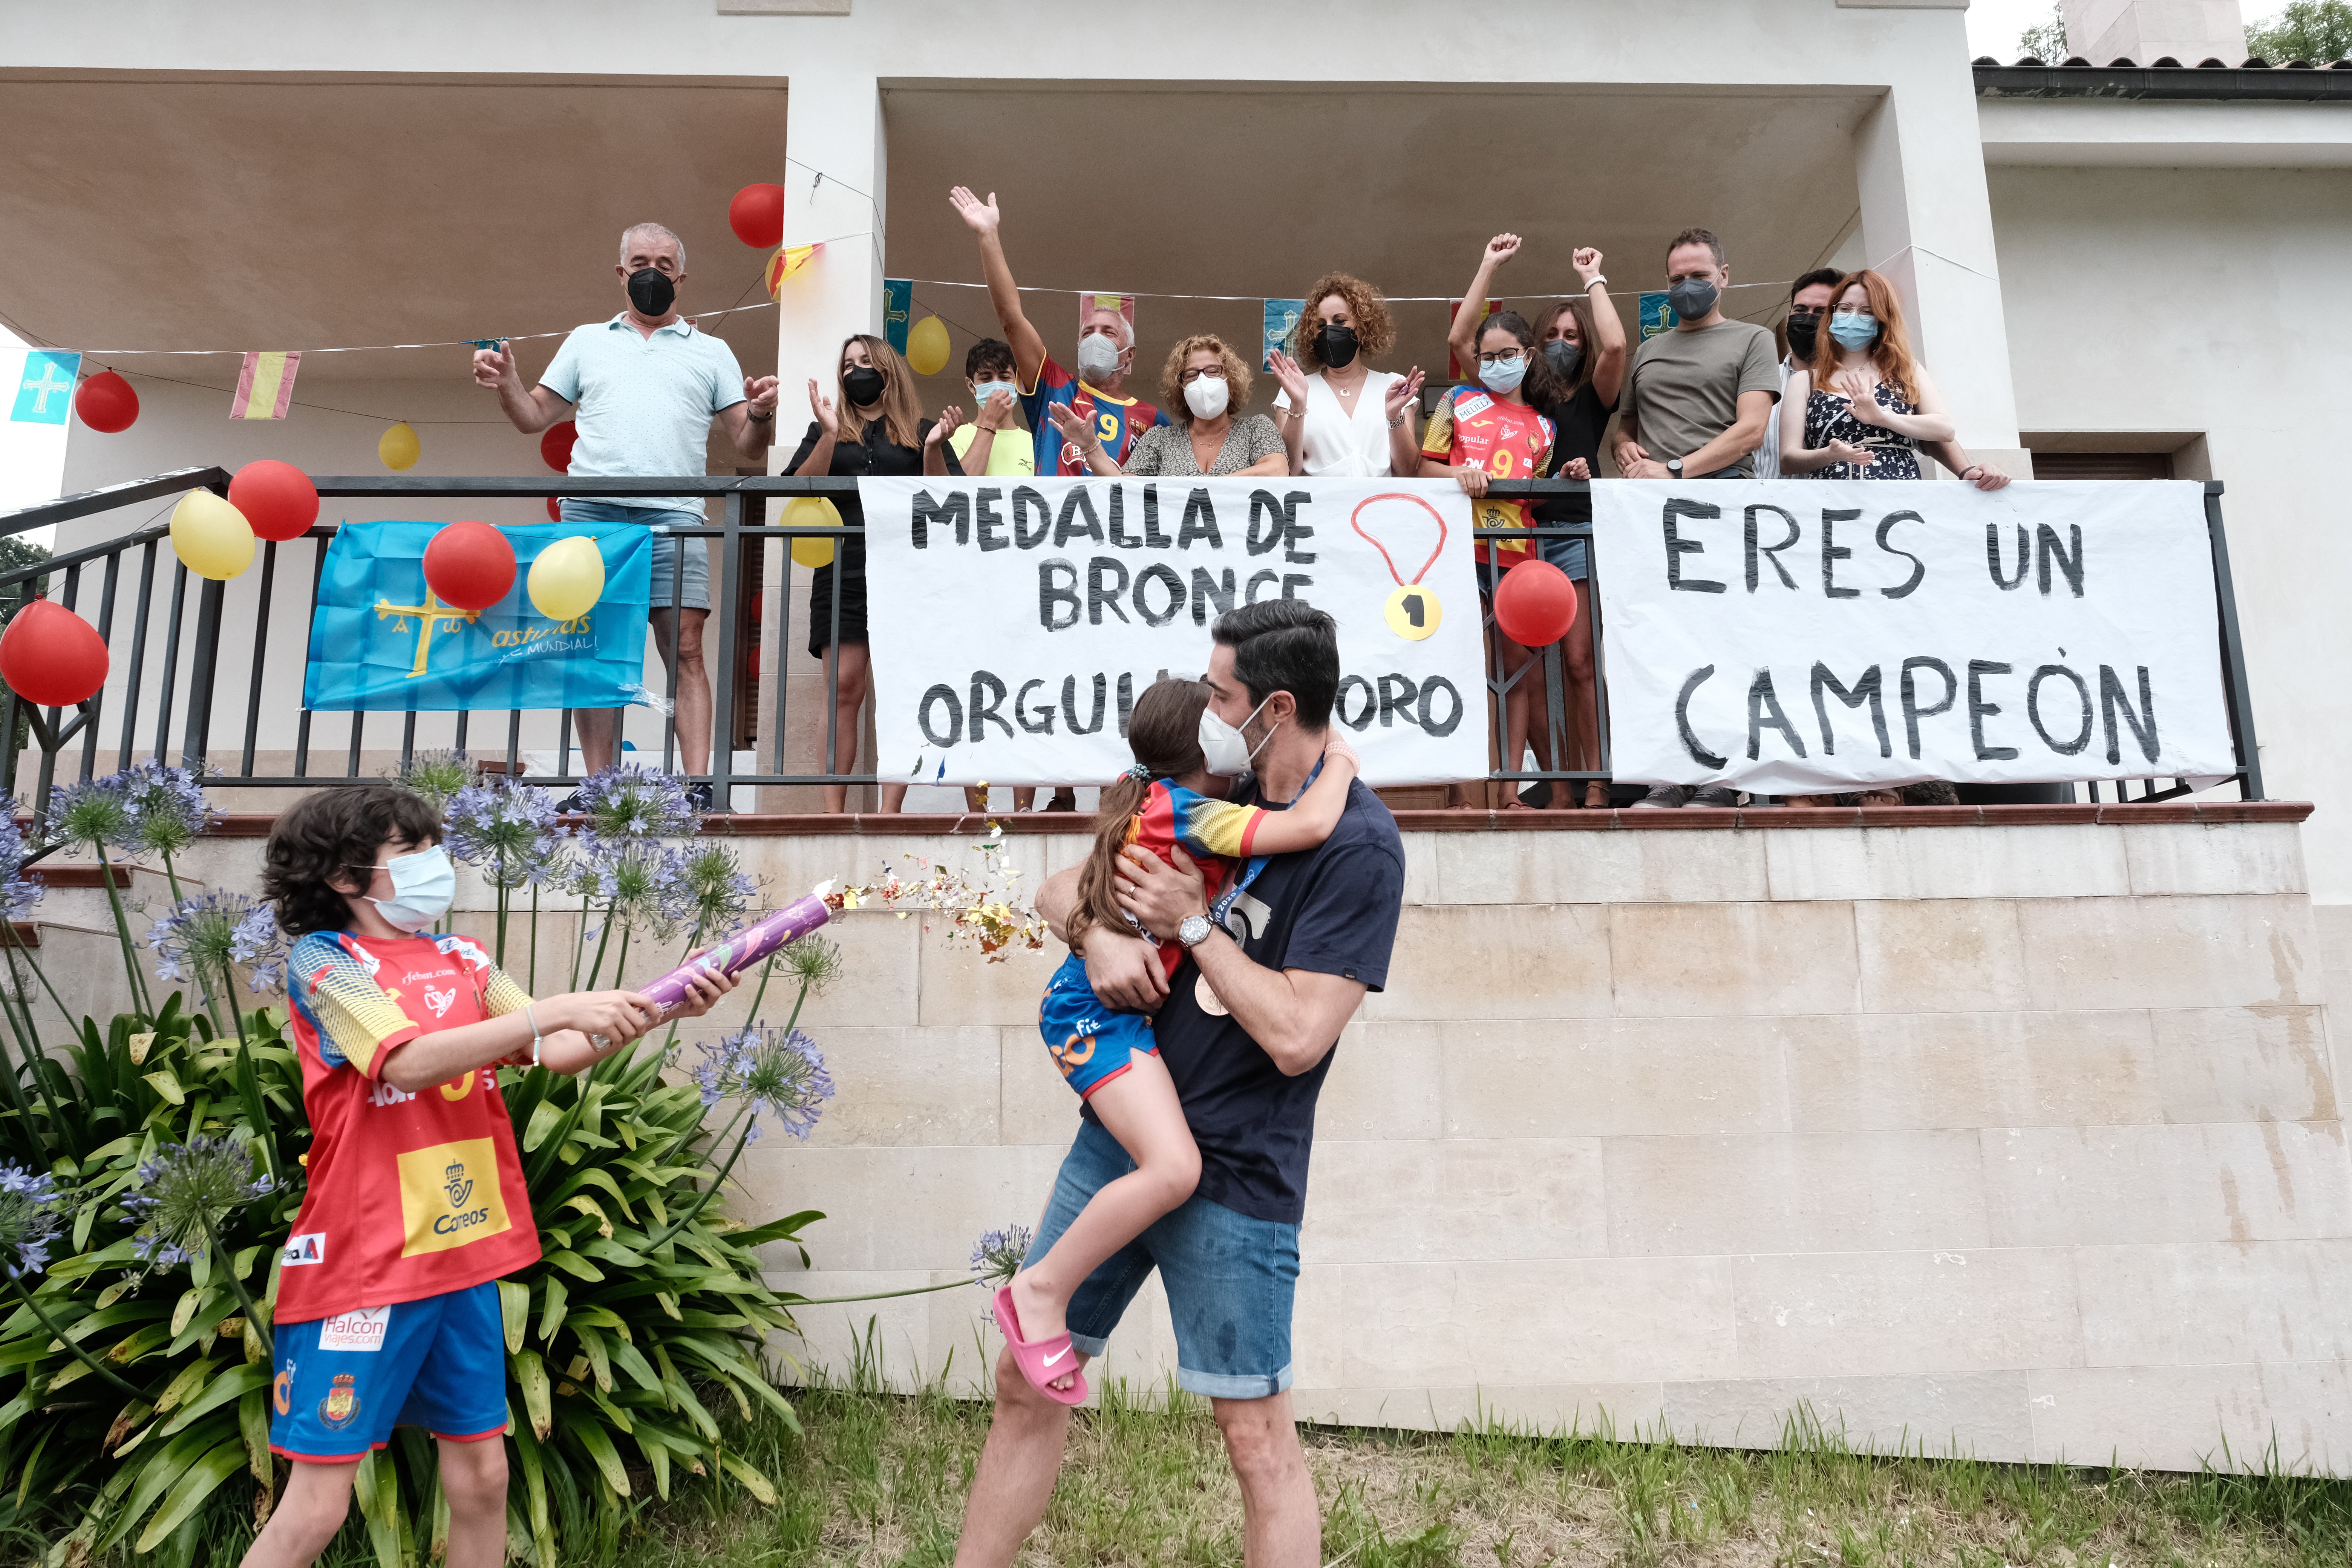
[1031,1121,1301,1400]
[559,499,709,610]
[269,1283,510,1462]
[1038,951,1158,1099]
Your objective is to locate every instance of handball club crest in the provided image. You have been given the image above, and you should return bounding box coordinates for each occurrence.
[320,1373,361,1429]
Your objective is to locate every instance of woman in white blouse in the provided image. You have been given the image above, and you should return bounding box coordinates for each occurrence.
[1268,272,1426,477]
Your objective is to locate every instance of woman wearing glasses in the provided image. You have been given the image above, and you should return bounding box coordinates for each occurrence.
[1420,309,1562,808]
[1046,334,1287,477]
[1776,268,1954,481]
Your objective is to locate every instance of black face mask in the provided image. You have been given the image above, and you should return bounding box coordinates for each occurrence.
[843,366,888,407]
[1666,276,1719,322]
[1543,340,1582,381]
[626,268,675,317]
[1784,315,1819,360]
[1317,324,1360,369]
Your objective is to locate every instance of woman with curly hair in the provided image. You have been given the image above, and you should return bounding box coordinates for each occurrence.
[1777,268,1954,481]
[1047,334,1286,476]
[1267,271,1426,477]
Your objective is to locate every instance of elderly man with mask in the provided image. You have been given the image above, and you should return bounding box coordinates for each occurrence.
[949,186,1168,476]
[472,221,779,807]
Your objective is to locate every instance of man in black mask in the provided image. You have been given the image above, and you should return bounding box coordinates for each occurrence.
[1755,268,1842,480]
[473,222,780,806]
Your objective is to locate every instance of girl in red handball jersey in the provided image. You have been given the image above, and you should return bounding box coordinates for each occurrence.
[1002,679,1358,1403]
[243,785,733,1568]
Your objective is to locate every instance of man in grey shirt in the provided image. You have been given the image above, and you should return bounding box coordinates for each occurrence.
[1612,227,1779,806]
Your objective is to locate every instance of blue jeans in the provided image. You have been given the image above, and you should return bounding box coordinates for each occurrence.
[557,499,709,610]
[1029,1120,1301,1399]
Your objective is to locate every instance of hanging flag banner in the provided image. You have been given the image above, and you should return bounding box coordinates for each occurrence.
[1262,298,1303,370]
[1,349,80,519]
[1591,479,2238,793]
[303,520,652,712]
[230,351,301,419]
[767,244,821,300]
[882,279,913,352]
[1638,293,1675,340]
[1082,291,1136,348]
[859,476,1486,786]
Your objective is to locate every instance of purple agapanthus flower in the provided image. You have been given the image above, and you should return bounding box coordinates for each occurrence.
[120,1135,275,1268]
[444,779,568,890]
[691,1026,835,1143]
[0,1162,63,1280]
[572,765,697,840]
[570,832,695,936]
[40,774,133,854]
[119,758,219,860]
[0,802,44,922]
[145,888,287,993]
[679,842,760,933]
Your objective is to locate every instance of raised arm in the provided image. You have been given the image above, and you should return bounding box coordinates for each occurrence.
[1575,248,1629,408]
[1448,234,1519,373]
[1239,734,1359,856]
[949,187,1048,391]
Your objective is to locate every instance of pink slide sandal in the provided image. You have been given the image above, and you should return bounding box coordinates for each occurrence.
[994,1285,1089,1407]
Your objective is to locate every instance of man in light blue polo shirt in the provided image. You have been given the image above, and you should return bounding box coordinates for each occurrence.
[472,221,779,806]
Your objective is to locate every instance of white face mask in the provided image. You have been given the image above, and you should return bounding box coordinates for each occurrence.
[1075,332,1122,381]
[363,845,456,933]
[1197,695,1276,777]
[1182,373,1230,420]
[971,378,1015,409]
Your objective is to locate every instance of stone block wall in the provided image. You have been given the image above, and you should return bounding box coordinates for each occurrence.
[715,810,2347,1474]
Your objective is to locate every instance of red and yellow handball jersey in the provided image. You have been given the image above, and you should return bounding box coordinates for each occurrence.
[275,929,540,1324]
[1421,386,1558,564]
[1125,781,1268,979]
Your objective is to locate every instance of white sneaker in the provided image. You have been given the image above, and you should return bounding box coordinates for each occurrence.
[1632,784,1693,809]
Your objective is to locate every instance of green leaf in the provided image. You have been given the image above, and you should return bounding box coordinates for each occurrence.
[718,1450,779,1506]
[141,1069,185,1105]
[160,1362,268,1436]
[152,1355,217,1415]
[534,1276,569,1345]
[134,1436,246,1551]
[498,1278,529,1357]
[541,1250,604,1283]
[514,1348,551,1439]
[560,1409,631,1498]
[522,1100,565,1153]
[240,1383,271,1483]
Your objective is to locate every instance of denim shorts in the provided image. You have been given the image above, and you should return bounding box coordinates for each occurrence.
[557,499,709,610]
[1038,952,1159,1098]
[1540,534,1589,581]
[1030,1120,1300,1399]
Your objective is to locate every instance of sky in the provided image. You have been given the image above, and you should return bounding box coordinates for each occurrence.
[1966,0,2283,61]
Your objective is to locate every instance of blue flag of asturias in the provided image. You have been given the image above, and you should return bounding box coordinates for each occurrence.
[302,521,652,711]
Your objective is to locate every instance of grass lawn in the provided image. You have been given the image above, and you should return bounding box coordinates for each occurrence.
[632,1346,2352,1568]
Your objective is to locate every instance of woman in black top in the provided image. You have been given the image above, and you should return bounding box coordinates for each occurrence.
[788,333,963,813]
[1448,235,1628,806]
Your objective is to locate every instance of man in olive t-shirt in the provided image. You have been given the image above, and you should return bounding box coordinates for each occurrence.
[1614,227,1780,807]
[1614,226,1779,482]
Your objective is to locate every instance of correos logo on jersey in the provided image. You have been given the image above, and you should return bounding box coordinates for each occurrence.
[394,1137,510,1257]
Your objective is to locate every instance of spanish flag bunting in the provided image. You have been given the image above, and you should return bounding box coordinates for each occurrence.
[766,243,821,300]
[230,351,301,420]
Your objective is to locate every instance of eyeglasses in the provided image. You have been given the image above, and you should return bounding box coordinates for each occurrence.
[1178,366,1227,384]
[1475,350,1525,368]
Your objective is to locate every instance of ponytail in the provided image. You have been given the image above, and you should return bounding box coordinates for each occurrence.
[1067,678,1216,948]
[1070,772,1152,948]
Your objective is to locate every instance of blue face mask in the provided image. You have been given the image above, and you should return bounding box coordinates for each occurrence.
[1828,312,1880,350]
[365,845,456,933]
[971,379,1015,409]
[1478,354,1528,394]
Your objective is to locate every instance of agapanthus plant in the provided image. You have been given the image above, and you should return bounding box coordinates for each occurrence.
[145,888,285,995]
[118,758,218,875]
[969,1224,1033,1290]
[571,764,698,840]
[444,778,568,973]
[0,801,44,923]
[38,774,150,1017]
[0,1161,62,1281]
[119,1135,278,1351]
[389,748,476,813]
[679,842,759,941]
[568,834,694,989]
[690,1025,835,1144]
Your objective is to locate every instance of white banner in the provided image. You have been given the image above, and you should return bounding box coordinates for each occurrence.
[861,477,1488,785]
[1593,479,2237,794]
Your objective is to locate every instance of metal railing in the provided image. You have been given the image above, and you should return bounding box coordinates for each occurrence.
[0,469,2263,816]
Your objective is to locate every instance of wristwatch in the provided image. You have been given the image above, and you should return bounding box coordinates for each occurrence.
[1176,914,1213,950]
[1666,458,1685,478]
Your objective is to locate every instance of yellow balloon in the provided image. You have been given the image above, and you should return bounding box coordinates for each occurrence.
[379,421,421,471]
[783,495,844,570]
[906,314,951,377]
[168,489,256,580]
[527,536,606,621]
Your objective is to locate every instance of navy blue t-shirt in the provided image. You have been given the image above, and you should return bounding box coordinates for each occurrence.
[1083,776,1404,1225]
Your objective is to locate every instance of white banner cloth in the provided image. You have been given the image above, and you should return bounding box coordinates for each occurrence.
[861,476,1488,786]
[1592,479,2237,793]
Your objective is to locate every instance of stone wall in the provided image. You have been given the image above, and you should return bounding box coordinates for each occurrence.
[709,808,2346,1474]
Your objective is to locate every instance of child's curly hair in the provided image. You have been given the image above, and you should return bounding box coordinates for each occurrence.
[262,784,444,937]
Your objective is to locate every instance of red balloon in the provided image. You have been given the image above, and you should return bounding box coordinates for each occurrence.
[227,459,320,542]
[728,183,785,248]
[539,419,579,473]
[73,370,139,433]
[422,521,518,611]
[545,496,562,522]
[0,599,110,707]
[1492,557,1580,648]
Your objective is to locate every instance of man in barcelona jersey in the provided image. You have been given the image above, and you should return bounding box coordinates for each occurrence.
[240,786,735,1568]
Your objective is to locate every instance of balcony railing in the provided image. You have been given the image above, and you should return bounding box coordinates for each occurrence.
[0,469,2264,819]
